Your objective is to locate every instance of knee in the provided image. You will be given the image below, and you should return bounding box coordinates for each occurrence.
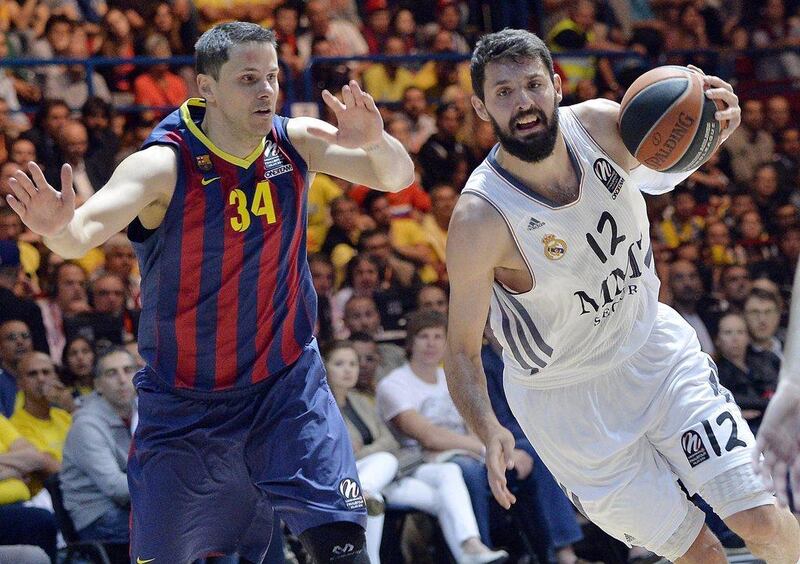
[724,505,784,546]
[298,521,370,563]
[438,462,464,482]
[374,451,399,476]
[675,525,725,563]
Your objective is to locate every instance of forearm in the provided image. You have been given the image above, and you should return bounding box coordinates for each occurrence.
[418,426,484,454]
[444,350,503,443]
[778,266,800,386]
[365,132,415,192]
[42,214,93,259]
[0,450,47,473]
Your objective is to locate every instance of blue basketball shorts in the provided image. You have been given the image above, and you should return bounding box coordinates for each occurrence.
[127,340,366,564]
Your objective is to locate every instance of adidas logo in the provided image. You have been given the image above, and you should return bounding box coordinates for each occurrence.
[624,533,637,544]
[528,217,545,230]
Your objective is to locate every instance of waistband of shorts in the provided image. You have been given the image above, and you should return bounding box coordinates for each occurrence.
[135,339,316,401]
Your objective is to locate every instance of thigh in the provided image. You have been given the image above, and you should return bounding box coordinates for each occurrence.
[384,476,437,514]
[355,451,399,493]
[647,351,756,496]
[78,506,130,544]
[129,385,271,564]
[247,343,367,536]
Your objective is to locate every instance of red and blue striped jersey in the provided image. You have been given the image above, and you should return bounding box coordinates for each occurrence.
[129,98,315,393]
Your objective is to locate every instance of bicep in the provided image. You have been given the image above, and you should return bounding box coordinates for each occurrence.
[76,145,177,242]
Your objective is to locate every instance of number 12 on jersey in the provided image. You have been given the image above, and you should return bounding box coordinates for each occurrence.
[229,181,277,232]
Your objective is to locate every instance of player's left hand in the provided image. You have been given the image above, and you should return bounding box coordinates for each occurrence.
[484,424,518,509]
[308,80,384,150]
[687,64,740,142]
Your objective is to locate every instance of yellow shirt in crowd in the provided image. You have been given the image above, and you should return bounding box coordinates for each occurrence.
[0,415,32,505]
[9,406,72,463]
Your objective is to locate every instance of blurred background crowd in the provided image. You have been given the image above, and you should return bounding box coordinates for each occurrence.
[0,0,799,563]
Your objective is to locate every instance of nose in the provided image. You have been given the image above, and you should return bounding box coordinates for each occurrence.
[258,79,275,99]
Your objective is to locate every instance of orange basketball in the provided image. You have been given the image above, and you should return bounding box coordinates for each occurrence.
[618,66,724,172]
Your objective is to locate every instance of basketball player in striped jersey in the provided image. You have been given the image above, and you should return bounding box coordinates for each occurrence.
[445,29,800,563]
[6,22,414,564]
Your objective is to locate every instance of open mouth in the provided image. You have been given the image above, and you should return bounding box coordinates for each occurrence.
[515,114,543,132]
[254,109,272,116]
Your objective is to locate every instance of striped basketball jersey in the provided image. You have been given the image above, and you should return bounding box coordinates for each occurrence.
[129,98,315,393]
[463,107,661,389]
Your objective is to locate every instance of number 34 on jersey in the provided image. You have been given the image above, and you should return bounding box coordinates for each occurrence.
[228,180,277,232]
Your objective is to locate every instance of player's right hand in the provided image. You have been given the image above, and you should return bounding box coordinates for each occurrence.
[5,162,75,237]
[754,380,800,507]
[485,424,517,509]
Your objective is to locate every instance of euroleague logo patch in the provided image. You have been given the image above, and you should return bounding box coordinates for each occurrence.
[593,158,624,200]
[338,478,366,510]
[681,430,710,467]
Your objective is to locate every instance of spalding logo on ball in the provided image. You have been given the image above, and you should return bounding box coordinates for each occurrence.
[618,65,726,172]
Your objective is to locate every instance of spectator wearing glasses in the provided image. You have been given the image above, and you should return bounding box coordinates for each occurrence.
[61,348,137,557]
[37,262,91,362]
[0,320,35,416]
[744,288,783,393]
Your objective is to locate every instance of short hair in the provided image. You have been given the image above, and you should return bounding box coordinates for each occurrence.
[321,339,355,363]
[195,22,276,80]
[44,14,74,36]
[94,346,138,379]
[744,287,780,308]
[103,232,133,253]
[471,29,554,102]
[404,309,447,351]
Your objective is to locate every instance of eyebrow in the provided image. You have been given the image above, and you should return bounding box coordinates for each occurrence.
[491,73,546,87]
[239,67,280,74]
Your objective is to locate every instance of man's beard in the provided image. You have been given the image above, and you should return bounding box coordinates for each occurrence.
[489,104,559,163]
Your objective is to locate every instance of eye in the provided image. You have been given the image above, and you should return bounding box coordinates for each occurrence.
[497,88,510,97]
[241,75,255,82]
[267,73,277,82]
[529,81,541,89]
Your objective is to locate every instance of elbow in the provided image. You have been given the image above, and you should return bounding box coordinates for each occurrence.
[383,157,416,193]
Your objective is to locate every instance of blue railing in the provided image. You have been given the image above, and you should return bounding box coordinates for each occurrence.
[2,46,798,117]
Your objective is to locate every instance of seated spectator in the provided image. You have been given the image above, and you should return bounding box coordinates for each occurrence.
[482,326,586,564]
[273,4,303,77]
[668,259,716,354]
[734,209,779,268]
[325,340,508,564]
[10,352,72,469]
[0,31,40,121]
[90,273,139,343]
[359,229,420,290]
[60,336,96,401]
[0,319,34,417]
[715,313,771,432]
[0,242,49,355]
[399,86,436,154]
[420,0,471,54]
[413,30,472,100]
[416,284,448,316]
[321,196,368,284]
[362,0,391,54]
[0,415,58,562]
[307,172,344,254]
[750,0,800,81]
[61,348,137,556]
[8,138,37,166]
[57,120,114,206]
[418,103,467,190]
[362,36,417,103]
[82,96,122,168]
[296,0,368,67]
[717,264,752,313]
[133,33,189,120]
[342,295,406,377]
[97,233,140,310]
[751,162,789,219]
[391,8,419,55]
[19,99,70,187]
[744,288,783,389]
[349,332,382,396]
[656,188,705,250]
[28,15,73,89]
[37,262,92,362]
[720,99,774,185]
[148,1,193,56]
[420,184,458,282]
[43,26,111,111]
[377,311,539,554]
[98,8,141,93]
[0,207,41,286]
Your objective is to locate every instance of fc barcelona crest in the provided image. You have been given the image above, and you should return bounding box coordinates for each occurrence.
[542,234,567,260]
[196,154,213,171]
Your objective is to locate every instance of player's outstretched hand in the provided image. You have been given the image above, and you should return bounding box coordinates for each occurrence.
[485,424,518,509]
[754,381,800,507]
[309,80,384,150]
[687,64,740,142]
[5,162,75,237]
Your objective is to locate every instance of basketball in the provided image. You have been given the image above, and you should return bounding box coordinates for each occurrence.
[618,66,724,173]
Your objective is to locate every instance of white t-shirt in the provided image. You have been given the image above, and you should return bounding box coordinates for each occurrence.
[376,363,466,449]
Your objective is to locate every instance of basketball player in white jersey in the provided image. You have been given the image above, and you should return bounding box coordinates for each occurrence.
[445,29,800,563]
[756,264,800,509]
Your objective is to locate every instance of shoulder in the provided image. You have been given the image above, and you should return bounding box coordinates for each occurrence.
[568,99,638,171]
[378,364,412,388]
[51,408,72,427]
[448,191,510,258]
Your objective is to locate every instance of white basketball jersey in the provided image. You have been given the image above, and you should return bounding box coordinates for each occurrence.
[463,107,661,389]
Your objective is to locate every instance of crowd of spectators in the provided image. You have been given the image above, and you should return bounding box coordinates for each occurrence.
[1,0,800,563]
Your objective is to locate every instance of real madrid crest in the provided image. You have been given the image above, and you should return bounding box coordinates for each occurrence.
[542,234,567,260]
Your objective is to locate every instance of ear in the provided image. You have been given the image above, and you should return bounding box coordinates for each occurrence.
[554,72,563,104]
[196,74,216,103]
[471,94,490,122]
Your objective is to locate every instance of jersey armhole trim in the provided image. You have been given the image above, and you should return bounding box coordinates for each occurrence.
[461,189,536,296]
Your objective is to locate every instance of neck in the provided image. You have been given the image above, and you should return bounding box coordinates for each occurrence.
[753,336,773,350]
[331,386,348,407]
[435,215,449,230]
[495,133,572,196]
[409,359,438,383]
[111,401,133,420]
[673,301,697,315]
[25,398,50,420]
[727,354,748,370]
[200,110,264,160]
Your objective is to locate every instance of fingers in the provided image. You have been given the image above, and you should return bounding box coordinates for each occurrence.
[5,194,26,217]
[60,163,75,208]
[687,64,706,76]
[341,83,356,109]
[487,463,516,509]
[27,161,51,192]
[306,125,338,144]
[320,89,346,114]
[9,169,37,202]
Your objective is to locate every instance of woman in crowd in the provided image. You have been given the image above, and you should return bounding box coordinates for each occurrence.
[323,340,507,564]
